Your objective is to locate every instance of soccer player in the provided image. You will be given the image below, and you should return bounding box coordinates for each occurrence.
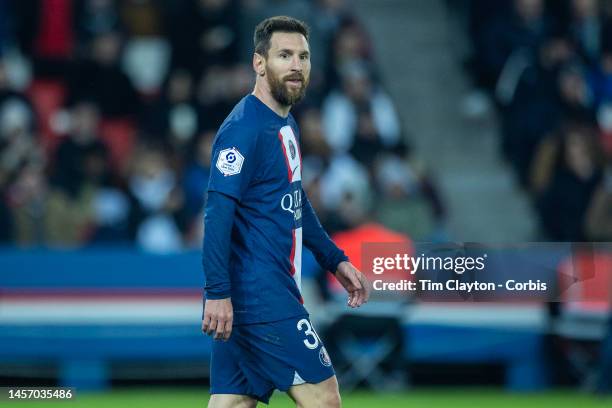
[201,16,371,408]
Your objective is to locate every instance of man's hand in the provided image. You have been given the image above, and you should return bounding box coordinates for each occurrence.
[335,261,371,308]
[202,298,233,341]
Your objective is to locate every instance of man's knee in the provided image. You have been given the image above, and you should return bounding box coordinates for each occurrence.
[321,386,341,408]
[290,375,342,408]
[321,376,341,408]
[208,394,257,408]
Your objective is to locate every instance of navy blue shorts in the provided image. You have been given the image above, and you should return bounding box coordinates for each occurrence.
[209,314,335,404]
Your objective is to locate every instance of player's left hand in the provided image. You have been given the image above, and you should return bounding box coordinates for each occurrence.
[335,261,370,308]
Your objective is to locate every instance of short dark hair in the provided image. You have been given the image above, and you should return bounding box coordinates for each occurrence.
[254,16,309,57]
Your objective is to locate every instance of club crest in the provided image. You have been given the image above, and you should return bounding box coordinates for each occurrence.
[289,140,296,160]
[319,346,332,367]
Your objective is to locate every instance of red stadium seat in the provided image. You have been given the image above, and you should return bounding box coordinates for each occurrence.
[554,250,610,387]
[600,130,612,157]
[558,251,612,312]
[26,79,67,155]
[99,119,137,171]
[327,222,413,297]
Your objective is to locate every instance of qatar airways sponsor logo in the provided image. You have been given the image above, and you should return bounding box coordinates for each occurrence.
[281,189,302,221]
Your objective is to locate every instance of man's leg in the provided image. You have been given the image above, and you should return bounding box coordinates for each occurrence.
[209,329,263,407]
[208,394,258,408]
[287,375,341,408]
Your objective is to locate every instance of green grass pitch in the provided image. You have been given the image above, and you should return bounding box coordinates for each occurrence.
[6,388,612,407]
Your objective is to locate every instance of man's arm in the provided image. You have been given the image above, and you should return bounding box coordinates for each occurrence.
[301,189,370,307]
[201,191,236,340]
[202,124,259,340]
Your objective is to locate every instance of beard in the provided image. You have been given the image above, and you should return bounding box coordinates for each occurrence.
[266,66,309,107]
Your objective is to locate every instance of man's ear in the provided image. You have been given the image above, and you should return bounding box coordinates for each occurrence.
[253,53,265,76]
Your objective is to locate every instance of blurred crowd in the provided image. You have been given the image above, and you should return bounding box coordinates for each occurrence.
[0,0,447,251]
[465,0,612,241]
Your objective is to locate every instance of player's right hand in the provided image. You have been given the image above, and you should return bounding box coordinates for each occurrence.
[202,298,233,341]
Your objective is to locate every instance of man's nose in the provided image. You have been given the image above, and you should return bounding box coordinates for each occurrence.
[290,56,303,71]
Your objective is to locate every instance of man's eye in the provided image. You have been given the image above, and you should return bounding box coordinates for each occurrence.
[300,55,308,60]
[280,53,288,59]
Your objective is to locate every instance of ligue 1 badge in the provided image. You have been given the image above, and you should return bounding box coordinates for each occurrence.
[216,147,244,176]
[289,140,296,160]
[319,346,332,367]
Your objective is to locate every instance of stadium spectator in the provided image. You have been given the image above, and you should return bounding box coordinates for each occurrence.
[50,101,106,194]
[326,17,374,94]
[321,61,400,155]
[311,0,354,55]
[479,0,557,90]
[182,129,214,222]
[563,0,607,67]
[166,0,241,76]
[0,60,34,109]
[374,147,447,242]
[140,68,202,148]
[119,0,164,37]
[599,101,612,154]
[75,0,122,51]
[0,0,14,55]
[47,139,122,245]
[12,0,77,78]
[0,94,44,245]
[297,0,353,101]
[533,121,604,240]
[126,144,185,253]
[585,155,612,240]
[44,100,111,245]
[0,195,11,242]
[298,106,333,159]
[588,45,612,110]
[66,31,140,117]
[496,38,571,185]
[350,107,389,168]
[297,106,354,235]
[465,0,512,90]
[119,0,170,96]
[6,160,48,245]
[196,63,253,129]
[556,62,596,121]
[86,155,131,243]
[0,98,39,184]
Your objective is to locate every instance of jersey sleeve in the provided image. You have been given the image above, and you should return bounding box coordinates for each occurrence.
[207,125,259,201]
[202,191,237,299]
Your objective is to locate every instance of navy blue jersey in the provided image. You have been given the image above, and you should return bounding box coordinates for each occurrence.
[206,94,307,325]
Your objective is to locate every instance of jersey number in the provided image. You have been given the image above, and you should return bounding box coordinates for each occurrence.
[297,318,322,350]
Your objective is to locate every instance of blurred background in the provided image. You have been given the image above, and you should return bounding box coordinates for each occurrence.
[0,0,611,406]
